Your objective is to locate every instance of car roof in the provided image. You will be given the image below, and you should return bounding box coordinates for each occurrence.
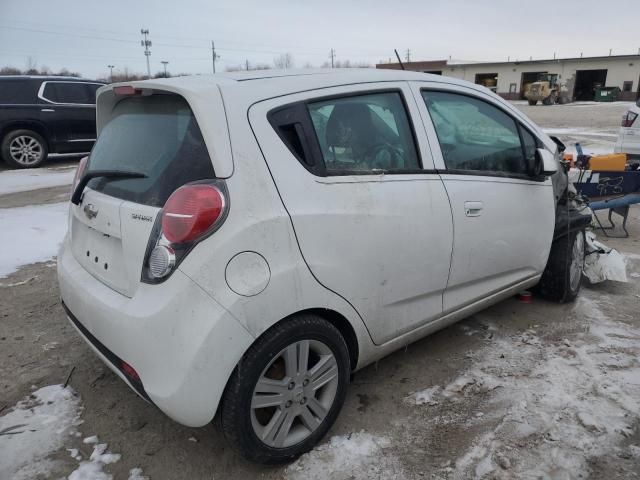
[0,75,104,82]
[111,68,484,104]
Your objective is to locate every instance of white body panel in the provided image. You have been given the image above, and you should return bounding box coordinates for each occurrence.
[247,83,453,344]
[57,70,560,427]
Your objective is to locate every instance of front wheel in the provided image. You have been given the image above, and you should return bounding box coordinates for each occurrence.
[538,229,585,303]
[219,314,351,464]
[1,129,48,168]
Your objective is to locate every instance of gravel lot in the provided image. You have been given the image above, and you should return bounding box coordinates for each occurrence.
[1,101,639,480]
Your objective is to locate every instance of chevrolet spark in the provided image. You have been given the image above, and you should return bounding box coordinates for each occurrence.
[57,69,588,463]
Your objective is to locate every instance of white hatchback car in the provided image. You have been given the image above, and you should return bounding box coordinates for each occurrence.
[615,99,640,160]
[57,69,588,463]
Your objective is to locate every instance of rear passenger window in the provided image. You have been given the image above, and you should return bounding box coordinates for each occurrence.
[307,92,420,173]
[42,82,92,104]
[422,91,527,175]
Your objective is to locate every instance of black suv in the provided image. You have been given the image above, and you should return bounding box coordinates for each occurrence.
[0,76,104,168]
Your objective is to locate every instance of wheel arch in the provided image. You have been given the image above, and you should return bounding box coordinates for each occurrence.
[1,121,51,150]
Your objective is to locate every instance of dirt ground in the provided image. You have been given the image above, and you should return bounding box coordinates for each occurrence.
[2,102,640,479]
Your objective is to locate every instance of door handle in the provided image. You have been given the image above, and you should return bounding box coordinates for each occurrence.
[41,108,55,112]
[464,201,483,217]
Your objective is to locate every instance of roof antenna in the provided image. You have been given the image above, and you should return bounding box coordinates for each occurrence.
[394,49,405,70]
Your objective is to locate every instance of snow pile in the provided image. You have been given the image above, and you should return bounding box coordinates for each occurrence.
[417,294,640,479]
[583,231,628,284]
[286,431,406,480]
[68,440,121,480]
[0,202,68,277]
[0,385,142,479]
[0,385,83,480]
[0,166,75,195]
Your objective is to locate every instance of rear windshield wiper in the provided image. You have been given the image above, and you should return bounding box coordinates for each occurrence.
[71,170,148,205]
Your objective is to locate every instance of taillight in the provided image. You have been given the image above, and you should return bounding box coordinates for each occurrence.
[121,361,141,383]
[622,111,638,127]
[113,85,142,96]
[142,182,228,283]
[161,184,224,243]
[71,156,88,194]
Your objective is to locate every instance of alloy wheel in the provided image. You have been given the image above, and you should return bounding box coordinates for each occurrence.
[250,339,339,448]
[9,135,43,166]
[569,232,585,292]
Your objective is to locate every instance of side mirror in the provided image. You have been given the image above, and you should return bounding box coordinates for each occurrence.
[534,148,558,176]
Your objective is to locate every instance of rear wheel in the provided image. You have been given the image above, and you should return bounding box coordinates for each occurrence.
[542,93,556,105]
[219,314,350,464]
[538,229,585,303]
[528,99,537,106]
[1,129,48,168]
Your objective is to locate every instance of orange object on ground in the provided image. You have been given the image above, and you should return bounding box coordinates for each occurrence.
[588,153,627,171]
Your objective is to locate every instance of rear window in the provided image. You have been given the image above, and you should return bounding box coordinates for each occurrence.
[87,95,215,207]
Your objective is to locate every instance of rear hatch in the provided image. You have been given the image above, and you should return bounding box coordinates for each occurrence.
[69,93,216,297]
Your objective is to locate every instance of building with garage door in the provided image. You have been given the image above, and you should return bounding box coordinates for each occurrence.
[377,54,640,101]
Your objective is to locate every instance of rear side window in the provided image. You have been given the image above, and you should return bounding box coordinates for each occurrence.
[422,91,527,175]
[87,95,215,207]
[307,92,420,173]
[42,82,98,104]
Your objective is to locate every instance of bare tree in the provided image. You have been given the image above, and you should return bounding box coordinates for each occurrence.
[273,53,294,69]
[25,56,38,75]
[321,59,372,69]
[0,66,22,75]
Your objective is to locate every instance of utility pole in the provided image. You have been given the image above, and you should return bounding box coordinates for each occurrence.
[161,61,169,77]
[211,41,220,74]
[107,65,114,82]
[140,29,152,78]
[405,49,411,63]
[329,48,336,68]
[245,59,250,71]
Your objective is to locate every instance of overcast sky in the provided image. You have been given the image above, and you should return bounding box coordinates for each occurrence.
[1,0,639,79]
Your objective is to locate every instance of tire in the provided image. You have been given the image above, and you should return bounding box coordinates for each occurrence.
[538,229,585,303]
[542,94,556,106]
[1,129,48,168]
[528,99,537,106]
[219,314,351,464]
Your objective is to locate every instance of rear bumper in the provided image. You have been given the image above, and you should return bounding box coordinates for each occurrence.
[57,235,254,427]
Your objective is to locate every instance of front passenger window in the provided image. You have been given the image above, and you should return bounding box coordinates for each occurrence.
[422,91,527,175]
[307,92,420,173]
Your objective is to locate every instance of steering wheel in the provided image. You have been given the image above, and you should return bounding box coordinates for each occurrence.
[365,143,401,170]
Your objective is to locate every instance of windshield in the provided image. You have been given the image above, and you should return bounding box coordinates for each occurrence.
[87,95,215,207]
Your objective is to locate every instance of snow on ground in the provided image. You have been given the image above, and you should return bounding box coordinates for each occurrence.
[286,432,406,480]
[0,385,83,479]
[407,292,640,479]
[0,166,76,195]
[0,385,145,480]
[0,202,68,277]
[67,441,121,480]
[542,127,618,139]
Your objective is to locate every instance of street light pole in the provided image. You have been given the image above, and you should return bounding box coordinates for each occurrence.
[161,61,169,78]
[107,65,114,82]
